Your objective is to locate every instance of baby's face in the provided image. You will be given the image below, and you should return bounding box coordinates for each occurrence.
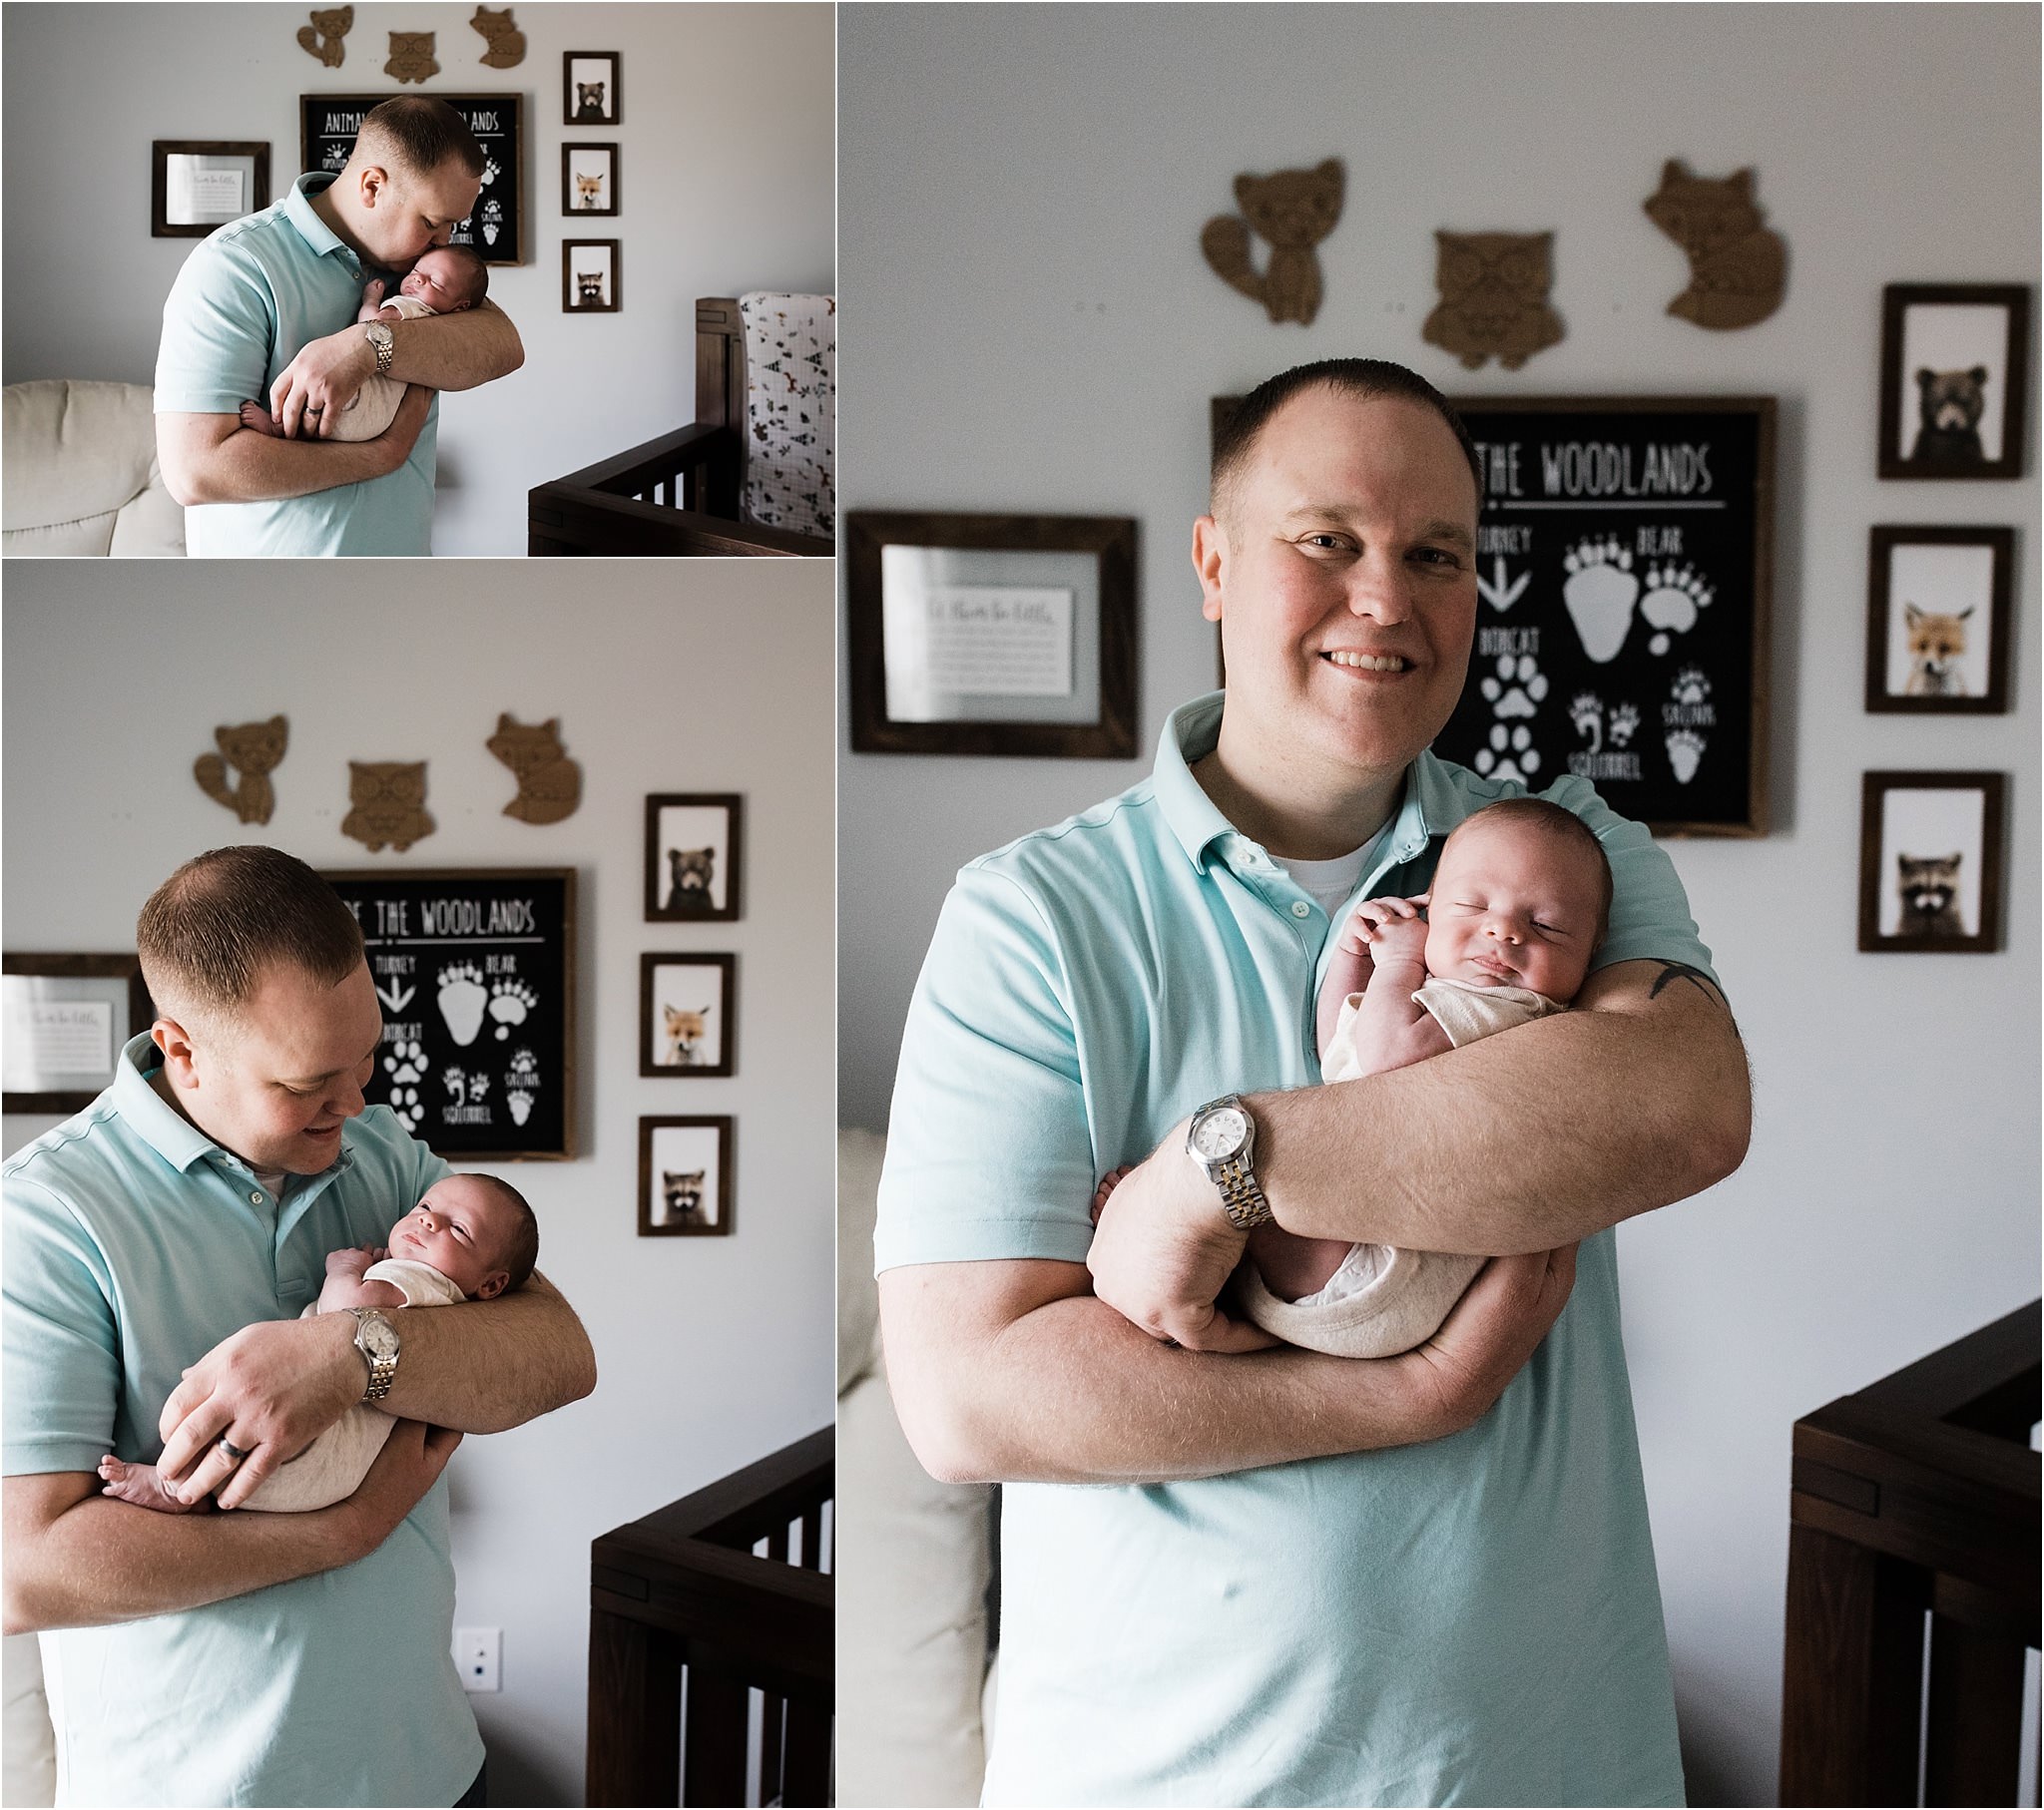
[389,1175,516,1297]
[398,250,480,311]
[1422,816,1603,1002]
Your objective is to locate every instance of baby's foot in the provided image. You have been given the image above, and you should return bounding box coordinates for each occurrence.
[1090,1164,1137,1225]
[98,1455,205,1514]
[239,401,284,438]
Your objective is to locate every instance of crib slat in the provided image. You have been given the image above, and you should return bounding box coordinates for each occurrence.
[683,1666,749,1807]
[781,1700,831,1808]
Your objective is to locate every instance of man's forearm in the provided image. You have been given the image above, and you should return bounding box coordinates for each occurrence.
[163,422,404,504]
[1259,960,1751,1253]
[384,300,522,391]
[375,1271,595,1433]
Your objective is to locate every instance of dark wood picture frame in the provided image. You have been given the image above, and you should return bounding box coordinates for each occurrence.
[563,51,621,126]
[638,1116,734,1237]
[562,238,621,313]
[1878,284,2030,481]
[561,142,619,217]
[1864,525,2015,714]
[645,793,744,923]
[152,141,268,237]
[846,511,1139,757]
[1856,771,2006,954]
[300,95,525,264]
[639,953,736,1079]
[1,953,153,1114]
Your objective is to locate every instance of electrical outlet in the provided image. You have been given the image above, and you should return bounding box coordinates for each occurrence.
[455,1626,501,1693]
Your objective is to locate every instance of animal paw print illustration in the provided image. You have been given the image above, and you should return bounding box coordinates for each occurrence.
[479,156,500,188]
[488,978,536,1040]
[1663,668,1713,784]
[1569,692,1607,752]
[1670,666,1713,708]
[389,1086,424,1132]
[1473,721,1538,785]
[1561,537,1639,664]
[441,1068,468,1108]
[468,1073,489,1101]
[383,1039,429,1086]
[1609,701,1640,747]
[1666,728,1706,784]
[1640,563,1713,656]
[504,1049,538,1124]
[1479,653,1547,720]
[437,962,488,1046]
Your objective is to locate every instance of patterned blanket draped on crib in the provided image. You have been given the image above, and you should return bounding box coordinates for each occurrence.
[739,292,834,541]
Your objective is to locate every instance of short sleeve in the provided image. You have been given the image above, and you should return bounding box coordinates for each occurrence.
[154,242,276,415]
[873,864,1098,1272]
[2,1175,120,1476]
[1541,775,1721,989]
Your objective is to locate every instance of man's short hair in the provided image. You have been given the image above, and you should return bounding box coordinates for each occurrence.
[137,846,364,1025]
[1212,359,1484,521]
[353,97,485,181]
[1446,796,1615,945]
[470,1173,540,1291]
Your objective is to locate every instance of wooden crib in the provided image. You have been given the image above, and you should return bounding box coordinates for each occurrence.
[528,298,832,558]
[587,1428,833,1806]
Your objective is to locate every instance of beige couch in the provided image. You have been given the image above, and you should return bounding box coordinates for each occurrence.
[835,1126,998,1807]
[3,379,185,556]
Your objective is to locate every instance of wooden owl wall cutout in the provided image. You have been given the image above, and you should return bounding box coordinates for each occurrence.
[470,7,526,69]
[341,760,435,853]
[297,6,351,67]
[1644,160,1787,330]
[486,713,582,824]
[385,31,438,84]
[1201,159,1343,325]
[195,715,288,825]
[1422,230,1566,370]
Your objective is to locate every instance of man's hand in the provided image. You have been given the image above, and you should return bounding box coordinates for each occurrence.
[1394,1244,1578,1433]
[157,1313,364,1509]
[1086,1123,1278,1353]
[269,323,377,439]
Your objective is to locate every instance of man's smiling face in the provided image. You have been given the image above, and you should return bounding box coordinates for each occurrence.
[1199,386,1481,790]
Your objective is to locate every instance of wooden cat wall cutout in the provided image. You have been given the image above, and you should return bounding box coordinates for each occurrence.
[1201,159,1343,325]
[1644,161,1787,330]
[195,715,288,825]
[1422,230,1565,370]
[470,6,525,69]
[385,31,438,84]
[486,713,582,823]
[341,760,435,853]
[297,6,351,67]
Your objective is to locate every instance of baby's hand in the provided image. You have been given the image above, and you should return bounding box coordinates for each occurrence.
[1090,1165,1136,1226]
[355,277,389,323]
[324,1244,379,1280]
[1343,893,1430,965]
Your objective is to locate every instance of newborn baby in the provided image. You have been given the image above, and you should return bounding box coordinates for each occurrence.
[237,244,491,443]
[98,1172,536,1514]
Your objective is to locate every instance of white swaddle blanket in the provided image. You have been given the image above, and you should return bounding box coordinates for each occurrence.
[1238,979,1567,1358]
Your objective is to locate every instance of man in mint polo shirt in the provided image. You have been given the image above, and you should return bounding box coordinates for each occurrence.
[155,97,523,556]
[876,361,1752,1806]
[3,846,596,1807]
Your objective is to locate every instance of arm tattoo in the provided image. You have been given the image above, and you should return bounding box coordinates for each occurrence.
[1648,961,1728,1009]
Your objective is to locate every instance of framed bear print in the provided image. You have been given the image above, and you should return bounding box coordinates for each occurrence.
[1877,284,2030,480]
[563,51,621,126]
[1863,526,2014,714]
[645,794,743,923]
[1856,771,2006,954]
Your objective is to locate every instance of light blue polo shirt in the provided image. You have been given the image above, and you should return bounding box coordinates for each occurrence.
[154,173,437,557]
[3,1035,480,1808]
[876,690,1717,1807]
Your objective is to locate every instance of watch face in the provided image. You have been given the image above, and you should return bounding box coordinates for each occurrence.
[1192,1106,1248,1161]
[361,1318,400,1360]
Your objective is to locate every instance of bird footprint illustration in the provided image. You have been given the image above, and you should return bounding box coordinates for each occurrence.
[488,978,536,1040]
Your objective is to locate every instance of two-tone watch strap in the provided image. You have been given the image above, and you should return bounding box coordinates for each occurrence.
[351,1308,399,1402]
[1214,1153,1274,1231]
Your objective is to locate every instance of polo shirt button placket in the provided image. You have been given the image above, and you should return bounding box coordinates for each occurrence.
[1289,900,1311,920]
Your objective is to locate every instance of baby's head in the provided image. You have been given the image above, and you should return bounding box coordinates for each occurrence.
[1423,798,1612,1004]
[389,1172,538,1300]
[399,244,489,312]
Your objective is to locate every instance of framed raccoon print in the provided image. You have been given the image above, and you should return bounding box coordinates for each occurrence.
[563,51,621,126]
[1863,526,2014,714]
[1856,771,2006,954]
[640,953,735,1079]
[1877,284,2030,480]
[321,867,577,1158]
[300,95,524,263]
[645,794,743,923]
[562,239,620,313]
[639,1117,733,1237]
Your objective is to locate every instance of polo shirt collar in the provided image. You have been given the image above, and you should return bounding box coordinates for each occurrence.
[283,173,363,272]
[1153,690,1465,874]
[109,1032,354,1186]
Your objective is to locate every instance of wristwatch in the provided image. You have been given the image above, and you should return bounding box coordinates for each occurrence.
[1186,1095,1274,1231]
[349,1307,400,1402]
[363,320,395,376]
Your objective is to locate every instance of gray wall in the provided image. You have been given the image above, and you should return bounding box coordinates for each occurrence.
[3,563,835,1806]
[0,1,834,556]
[837,5,2041,1803]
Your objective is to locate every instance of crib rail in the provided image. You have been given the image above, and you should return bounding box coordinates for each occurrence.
[589,1428,833,1806]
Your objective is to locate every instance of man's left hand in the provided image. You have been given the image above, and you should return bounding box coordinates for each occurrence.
[157,1314,365,1509]
[268,326,376,439]
[1087,1122,1279,1353]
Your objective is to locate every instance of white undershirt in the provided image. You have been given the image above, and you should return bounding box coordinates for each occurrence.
[250,1164,291,1202]
[1270,824,1390,919]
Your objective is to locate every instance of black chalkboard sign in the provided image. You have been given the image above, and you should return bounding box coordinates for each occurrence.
[299,94,525,264]
[1444,396,1775,836]
[325,868,575,1160]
